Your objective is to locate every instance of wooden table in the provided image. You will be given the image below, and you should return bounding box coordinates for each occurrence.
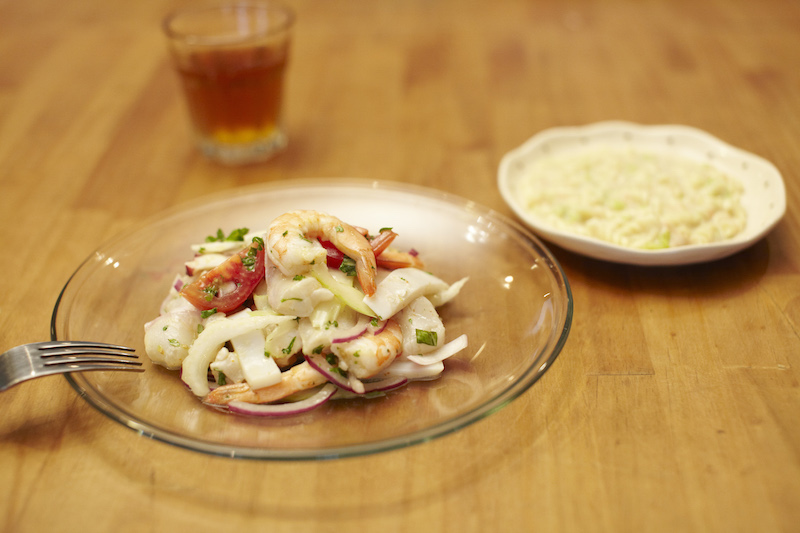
[2,0,799,531]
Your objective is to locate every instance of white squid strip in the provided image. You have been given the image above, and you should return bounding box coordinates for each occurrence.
[407,334,468,366]
[182,312,294,396]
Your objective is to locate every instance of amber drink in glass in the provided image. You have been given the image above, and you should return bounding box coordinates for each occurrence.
[163,2,294,165]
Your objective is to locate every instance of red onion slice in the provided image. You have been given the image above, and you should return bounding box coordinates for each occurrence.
[333,375,409,399]
[227,383,336,417]
[371,319,388,336]
[331,314,372,344]
[363,375,408,392]
[305,352,356,392]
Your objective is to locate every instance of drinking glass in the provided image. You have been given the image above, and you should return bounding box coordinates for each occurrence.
[163,1,295,165]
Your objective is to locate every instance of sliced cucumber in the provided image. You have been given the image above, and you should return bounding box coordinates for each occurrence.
[310,264,376,317]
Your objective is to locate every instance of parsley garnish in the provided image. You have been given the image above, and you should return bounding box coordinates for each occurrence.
[282,337,296,355]
[206,227,249,243]
[202,285,218,301]
[201,308,217,318]
[339,256,357,276]
[416,329,438,346]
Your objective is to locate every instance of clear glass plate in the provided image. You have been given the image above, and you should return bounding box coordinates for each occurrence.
[52,179,573,460]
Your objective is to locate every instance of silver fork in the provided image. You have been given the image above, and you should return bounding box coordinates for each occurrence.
[0,341,143,392]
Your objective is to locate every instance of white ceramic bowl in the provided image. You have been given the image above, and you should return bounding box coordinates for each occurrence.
[498,121,786,265]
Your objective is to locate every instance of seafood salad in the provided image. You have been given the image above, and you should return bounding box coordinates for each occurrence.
[144,210,469,416]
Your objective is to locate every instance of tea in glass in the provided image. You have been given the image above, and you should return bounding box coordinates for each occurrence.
[163,2,294,165]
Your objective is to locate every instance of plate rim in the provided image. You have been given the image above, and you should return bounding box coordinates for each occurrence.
[498,121,787,266]
[52,178,574,460]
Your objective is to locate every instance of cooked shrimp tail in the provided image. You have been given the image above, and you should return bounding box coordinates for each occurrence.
[267,210,378,296]
[330,319,404,379]
[376,249,425,270]
[204,361,327,406]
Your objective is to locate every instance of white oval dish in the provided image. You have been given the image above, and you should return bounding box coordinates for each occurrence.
[498,121,786,266]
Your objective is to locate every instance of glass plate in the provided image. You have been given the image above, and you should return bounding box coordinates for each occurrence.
[498,121,786,265]
[52,179,573,460]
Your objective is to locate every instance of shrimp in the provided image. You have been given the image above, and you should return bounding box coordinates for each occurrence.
[204,361,327,406]
[330,319,403,379]
[376,249,425,270]
[368,228,425,270]
[267,210,378,296]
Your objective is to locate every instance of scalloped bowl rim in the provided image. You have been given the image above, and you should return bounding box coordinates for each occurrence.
[498,121,787,265]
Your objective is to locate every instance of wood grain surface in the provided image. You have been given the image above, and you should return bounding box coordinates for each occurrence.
[1,0,799,531]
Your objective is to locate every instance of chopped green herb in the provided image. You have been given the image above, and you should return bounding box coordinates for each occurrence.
[379,227,393,233]
[162,325,168,331]
[241,255,256,270]
[201,308,218,318]
[217,371,227,386]
[334,225,344,232]
[370,318,379,327]
[312,345,324,354]
[339,256,357,276]
[206,229,224,242]
[202,285,218,301]
[206,227,249,242]
[168,338,181,348]
[197,324,204,334]
[282,337,296,355]
[293,274,305,281]
[416,329,438,346]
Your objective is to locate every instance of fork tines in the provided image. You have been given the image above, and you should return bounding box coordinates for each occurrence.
[38,341,137,355]
[37,342,143,371]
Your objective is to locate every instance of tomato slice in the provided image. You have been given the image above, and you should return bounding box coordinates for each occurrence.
[181,239,265,313]
[319,229,397,270]
[319,239,345,268]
